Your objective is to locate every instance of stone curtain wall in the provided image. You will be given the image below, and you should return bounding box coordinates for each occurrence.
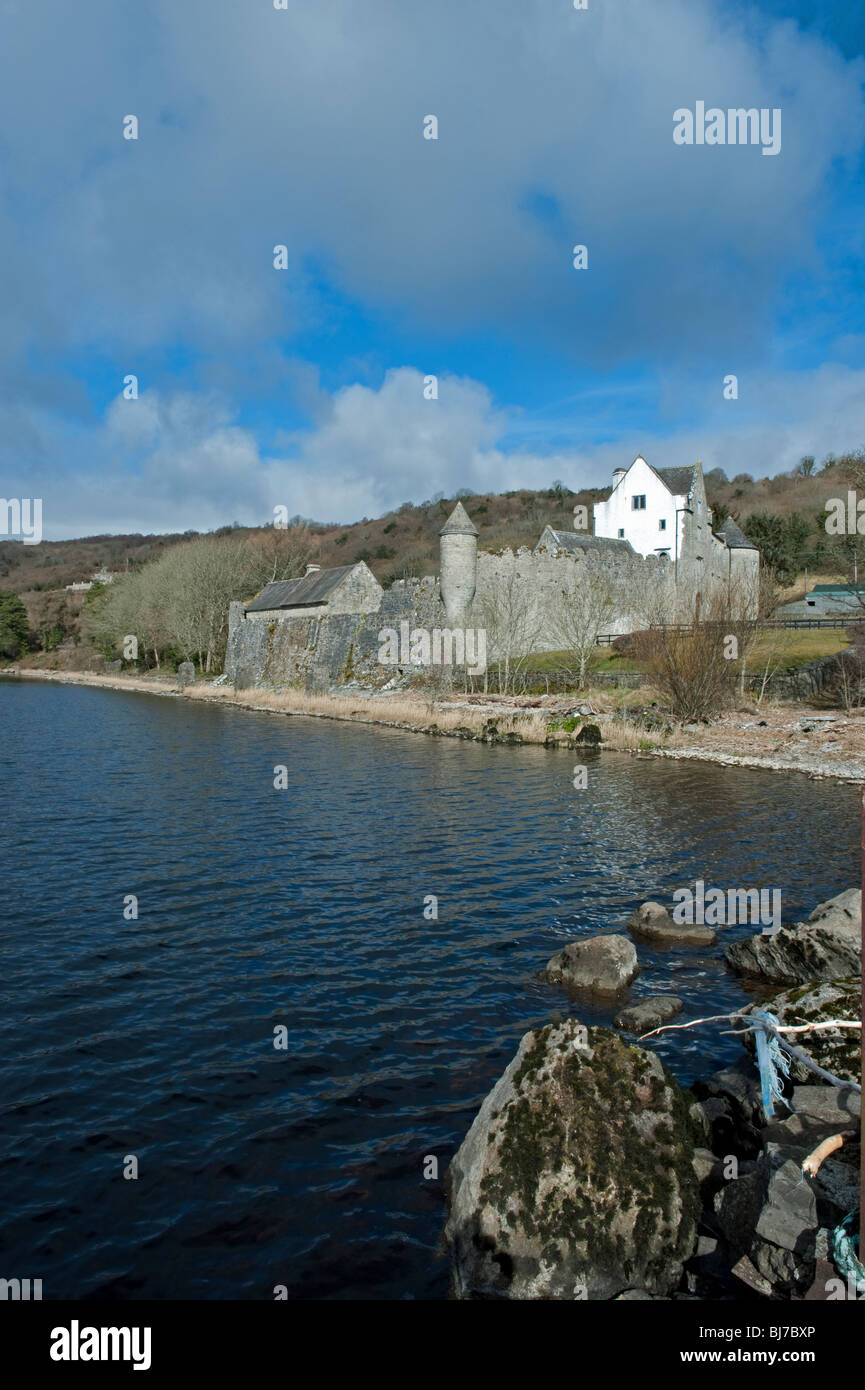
[225,539,756,690]
[472,545,678,649]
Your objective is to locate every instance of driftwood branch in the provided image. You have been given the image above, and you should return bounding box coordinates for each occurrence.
[802,1130,859,1178]
[638,1011,862,1094]
[725,1021,861,1037]
[638,1012,746,1040]
[639,1012,861,1042]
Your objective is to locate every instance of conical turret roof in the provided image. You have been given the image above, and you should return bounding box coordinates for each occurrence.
[439,501,478,537]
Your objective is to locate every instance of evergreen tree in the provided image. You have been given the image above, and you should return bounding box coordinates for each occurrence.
[0,589,29,658]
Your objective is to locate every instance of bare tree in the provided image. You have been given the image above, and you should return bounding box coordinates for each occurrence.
[83,532,282,673]
[636,585,739,722]
[752,626,796,707]
[550,568,617,688]
[245,523,316,589]
[723,565,779,698]
[477,569,544,695]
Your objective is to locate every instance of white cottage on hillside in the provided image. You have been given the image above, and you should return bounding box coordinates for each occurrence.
[593,454,759,610]
[593,455,702,564]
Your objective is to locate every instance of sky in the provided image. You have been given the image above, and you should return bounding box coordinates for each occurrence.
[1,0,864,539]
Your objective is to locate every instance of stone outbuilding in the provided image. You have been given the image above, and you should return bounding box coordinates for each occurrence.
[243,561,383,621]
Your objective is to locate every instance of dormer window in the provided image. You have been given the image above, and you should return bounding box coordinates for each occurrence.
[632,495,646,510]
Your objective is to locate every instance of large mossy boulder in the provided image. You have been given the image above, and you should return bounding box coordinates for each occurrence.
[725,888,861,985]
[444,1019,701,1299]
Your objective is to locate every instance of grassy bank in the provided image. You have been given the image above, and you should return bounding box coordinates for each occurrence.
[8,666,865,782]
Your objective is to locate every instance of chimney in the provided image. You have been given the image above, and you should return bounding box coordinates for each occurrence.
[304,564,320,576]
[612,468,626,485]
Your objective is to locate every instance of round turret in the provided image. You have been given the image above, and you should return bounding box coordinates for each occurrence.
[439,502,478,625]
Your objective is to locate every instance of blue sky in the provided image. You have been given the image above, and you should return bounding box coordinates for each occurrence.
[1,0,864,538]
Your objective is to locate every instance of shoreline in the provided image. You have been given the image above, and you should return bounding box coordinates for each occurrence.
[4,665,865,784]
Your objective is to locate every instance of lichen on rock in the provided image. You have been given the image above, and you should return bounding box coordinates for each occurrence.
[444,1019,701,1299]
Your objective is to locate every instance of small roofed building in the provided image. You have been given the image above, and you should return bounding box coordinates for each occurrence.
[713,516,759,586]
[533,526,635,559]
[244,561,383,621]
[779,583,865,621]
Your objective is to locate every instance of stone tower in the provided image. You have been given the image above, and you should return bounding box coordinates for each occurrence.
[439,501,478,626]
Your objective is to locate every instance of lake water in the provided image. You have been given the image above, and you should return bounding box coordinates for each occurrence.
[0,679,858,1299]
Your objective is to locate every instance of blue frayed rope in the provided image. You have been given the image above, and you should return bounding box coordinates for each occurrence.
[752,1009,792,1122]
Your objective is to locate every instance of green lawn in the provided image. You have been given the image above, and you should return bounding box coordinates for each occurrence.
[519,628,852,681]
[743,627,851,671]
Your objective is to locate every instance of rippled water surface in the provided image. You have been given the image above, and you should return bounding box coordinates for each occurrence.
[0,680,858,1298]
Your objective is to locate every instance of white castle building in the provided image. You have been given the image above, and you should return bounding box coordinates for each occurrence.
[592,454,759,603]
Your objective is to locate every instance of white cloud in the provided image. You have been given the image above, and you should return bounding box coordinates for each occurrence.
[19,361,864,538]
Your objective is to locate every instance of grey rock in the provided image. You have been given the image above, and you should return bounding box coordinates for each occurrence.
[755,1148,817,1252]
[812,1156,860,1228]
[691,1097,724,1144]
[717,1145,819,1296]
[791,1084,860,1126]
[730,1254,775,1298]
[692,1148,722,1185]
[444,1019,700,1300]
[544,934,638,997]
[726,888,861,985]
[627,901,716,947]
[697,1062,764,1124]
[692,1061,765,1157]
[714,1169,761,1247]
[614,995,683,1034]
[177,661,196,689]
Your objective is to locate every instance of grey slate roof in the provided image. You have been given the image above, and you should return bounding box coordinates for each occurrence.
[715,517,757,550]
[245,565,357,612]
[655,465,697,497]
[537,527,634,556]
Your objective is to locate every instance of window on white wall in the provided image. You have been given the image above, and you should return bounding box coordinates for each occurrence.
[659,518,667,531]
[618,528,625,538]
[632,495,646,510]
